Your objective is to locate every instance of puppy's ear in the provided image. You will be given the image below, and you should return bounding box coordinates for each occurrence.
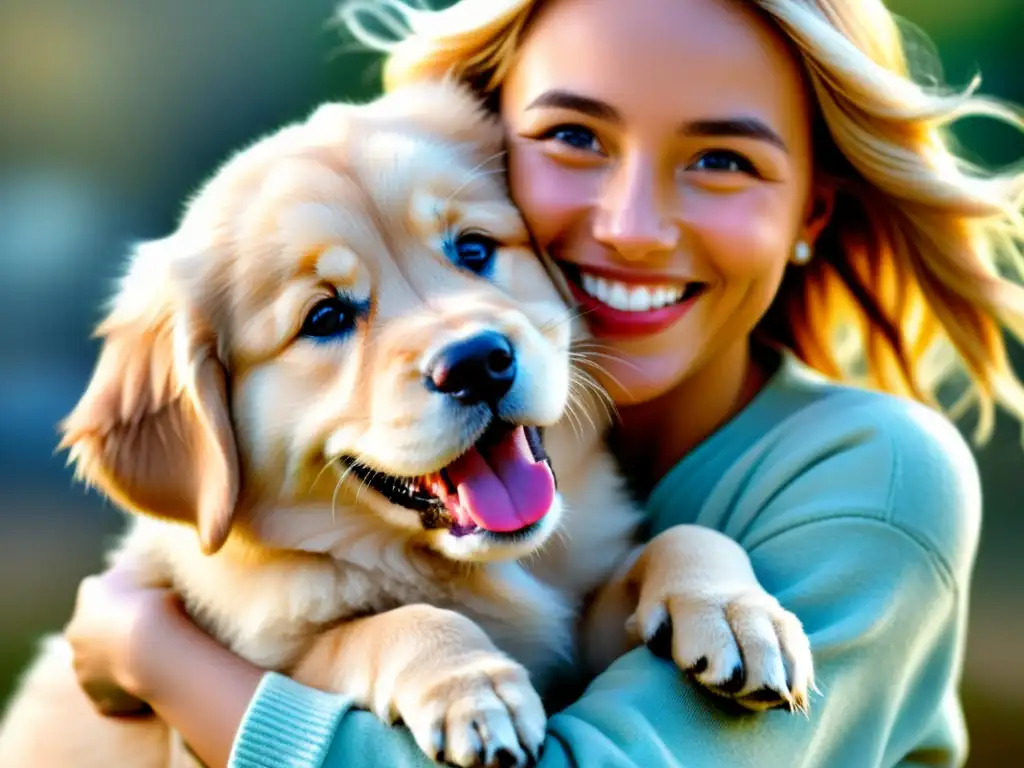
[59,237,239,555]
[310,78,504,161]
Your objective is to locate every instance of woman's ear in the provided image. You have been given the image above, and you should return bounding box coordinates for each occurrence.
[59,237,240,556]
[802,180,836,247]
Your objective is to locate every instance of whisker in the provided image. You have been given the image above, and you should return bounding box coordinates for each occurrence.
[579,369,617,413]
[567,378,601,435]
[570,349,644,377]
[310,454,345,495]
[331,466,355,524]
[571,340,644,369]
[567,356,630,416]
[330,479,342,523]
[569,370,616,426]
[355,468,382,507]
[570,344,643,380]
[444,150,508,207]
[335,460,361,486]
[563,389,585,442]
[540,305,602,338]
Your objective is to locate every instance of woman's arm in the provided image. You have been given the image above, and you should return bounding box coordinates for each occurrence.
[131,609,265,768]
[229,400,980,768]
[232,515,966,768]
[69,397,979,768]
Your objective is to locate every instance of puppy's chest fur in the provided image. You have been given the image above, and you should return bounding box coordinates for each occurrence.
[116,421,642,695]
[117,525,577,689]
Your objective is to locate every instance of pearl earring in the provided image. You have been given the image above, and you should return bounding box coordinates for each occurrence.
[792,240,812,266]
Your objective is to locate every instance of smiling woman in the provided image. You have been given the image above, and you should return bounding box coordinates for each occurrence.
[497,0,834,418]
[34,0,1024,766]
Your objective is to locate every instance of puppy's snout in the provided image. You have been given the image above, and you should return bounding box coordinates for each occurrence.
[425,331,517,407]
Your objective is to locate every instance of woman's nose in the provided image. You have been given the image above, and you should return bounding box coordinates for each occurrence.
[593,158,679,262]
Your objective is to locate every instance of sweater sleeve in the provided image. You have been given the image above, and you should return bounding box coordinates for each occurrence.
[230,399,980,768]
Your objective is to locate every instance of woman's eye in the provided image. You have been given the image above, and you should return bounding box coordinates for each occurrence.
[542,124,603,154]
[300,296,359,341]
[450,232,499,275]
[688,150,757,175]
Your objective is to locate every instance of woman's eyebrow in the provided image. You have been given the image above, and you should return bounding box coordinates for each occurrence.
[679,118,789,153]
[525,89,621,123]
[524,91,788,153]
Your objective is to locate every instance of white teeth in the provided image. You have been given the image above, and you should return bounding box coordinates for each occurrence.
[628,286,651,312]
[607,282,630,311]
[579,272,692,312]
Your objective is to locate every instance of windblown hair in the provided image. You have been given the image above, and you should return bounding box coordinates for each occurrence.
[340,0,1024,442]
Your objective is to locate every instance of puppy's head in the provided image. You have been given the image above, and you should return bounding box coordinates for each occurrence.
[61,81,576,564]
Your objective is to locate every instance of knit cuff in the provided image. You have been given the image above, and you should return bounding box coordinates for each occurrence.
[229,672,352,768]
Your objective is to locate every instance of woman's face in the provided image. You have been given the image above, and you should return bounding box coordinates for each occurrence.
[502,0,830,405]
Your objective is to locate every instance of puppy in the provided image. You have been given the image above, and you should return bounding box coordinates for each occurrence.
[0,80,813,768]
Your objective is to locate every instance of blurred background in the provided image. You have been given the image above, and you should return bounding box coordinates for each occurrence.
[0,0,1020,764]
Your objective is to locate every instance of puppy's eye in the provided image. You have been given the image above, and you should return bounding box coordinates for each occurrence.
[300,295,359,341]
[450,232,498,276]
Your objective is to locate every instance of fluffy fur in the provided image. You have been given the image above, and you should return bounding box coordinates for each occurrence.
[0,80,813,768]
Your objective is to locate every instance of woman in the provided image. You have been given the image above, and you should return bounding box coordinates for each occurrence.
[64,0,1024,766]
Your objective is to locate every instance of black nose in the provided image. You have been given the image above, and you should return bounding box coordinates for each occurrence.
[425,331,517,407]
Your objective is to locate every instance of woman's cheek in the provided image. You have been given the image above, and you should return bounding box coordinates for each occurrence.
[682,188,794,278]
[507,147,594,247]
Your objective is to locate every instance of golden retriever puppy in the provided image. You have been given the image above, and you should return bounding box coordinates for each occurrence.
[0,79,813,768]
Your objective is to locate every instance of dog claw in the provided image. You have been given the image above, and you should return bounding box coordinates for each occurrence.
[645,619,674,660]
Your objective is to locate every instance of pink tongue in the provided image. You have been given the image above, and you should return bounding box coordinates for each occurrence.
[445,427,555,533]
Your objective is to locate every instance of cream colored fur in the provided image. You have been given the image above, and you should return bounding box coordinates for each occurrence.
[0,80,813,768]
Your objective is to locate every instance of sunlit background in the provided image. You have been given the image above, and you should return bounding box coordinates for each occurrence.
[0,1,1021,764]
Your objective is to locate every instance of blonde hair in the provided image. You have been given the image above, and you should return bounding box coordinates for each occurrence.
[341,0,1024,442]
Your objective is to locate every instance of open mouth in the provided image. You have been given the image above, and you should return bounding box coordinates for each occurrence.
[556,261,708,338]
[338,422,556,539]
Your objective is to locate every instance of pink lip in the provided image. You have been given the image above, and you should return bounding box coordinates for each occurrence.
[567,281,700,340]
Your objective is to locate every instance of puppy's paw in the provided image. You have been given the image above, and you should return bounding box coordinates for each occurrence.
[628,588,815,714]
[392,651,546,768]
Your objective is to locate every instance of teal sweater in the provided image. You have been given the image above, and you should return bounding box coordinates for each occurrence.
[229,355,981,768]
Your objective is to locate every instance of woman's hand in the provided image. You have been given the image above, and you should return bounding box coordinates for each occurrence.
[63,561,266,768]
[63,563,183,716]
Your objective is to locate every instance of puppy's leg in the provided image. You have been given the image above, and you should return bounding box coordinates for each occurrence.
[583,525,815,713]
[0,635,173,768]
[291,604,545,768]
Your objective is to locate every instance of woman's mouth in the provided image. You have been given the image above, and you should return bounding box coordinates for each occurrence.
[559,262,707,339]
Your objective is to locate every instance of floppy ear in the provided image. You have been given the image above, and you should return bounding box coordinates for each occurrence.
[308,78,505,163]
[59,237,239,555]
[372,78,504,152]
